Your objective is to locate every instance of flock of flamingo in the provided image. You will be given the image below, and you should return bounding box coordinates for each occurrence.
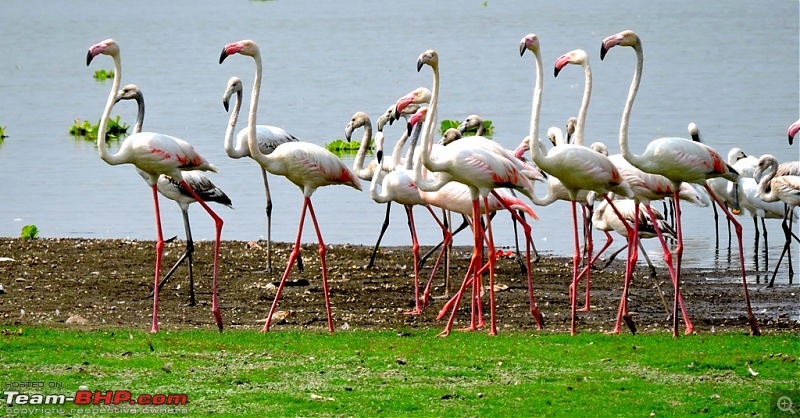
[85,30,800,337]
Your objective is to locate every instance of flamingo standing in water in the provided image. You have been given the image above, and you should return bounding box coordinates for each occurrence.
[87,39,224,333]
[406,49,544,336]
[600,29,760,336]
[220,41,362,333]
[115,84,233,306]
[521,35,633,336]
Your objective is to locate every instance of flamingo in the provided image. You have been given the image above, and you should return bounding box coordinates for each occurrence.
[369,119,453,315]
[733,175,795,271]
[522,35,633,336]
[87,39,224,333]
[754,155,800,286]
[407,49,544,336]
[600,29,760,336]
[220,40,362,333]
[114,84,233,306]
[457,114,486,137]
[708,148,752,245]
[220,59,301,275]
[789,119,800,145]
[346,105,422,270]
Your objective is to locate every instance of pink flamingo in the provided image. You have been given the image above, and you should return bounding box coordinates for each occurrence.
[600,29,760,336]
[87,39,224,333]
[521,35,633,336]
[369,118,454,315]
[220,73,300,274]
[220,41,362,333]
[115,84,233,306]
[406,49,544,336]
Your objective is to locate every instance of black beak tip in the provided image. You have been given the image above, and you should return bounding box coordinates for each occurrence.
[376,150,383,164]
[789,135,794,145]
[554,67,561,78]
[416,59,423,72]
[223,100,230,112]
[406,122,413,136]
[86,51,94,66]
[600,45,608,61]
[219,49,228,64]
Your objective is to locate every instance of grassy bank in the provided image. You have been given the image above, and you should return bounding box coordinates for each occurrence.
[1,328,797,416]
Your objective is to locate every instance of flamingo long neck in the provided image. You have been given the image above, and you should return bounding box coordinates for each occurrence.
[223,86,244,158]
[756,163,778,202]
[527,47,545,167]
[369,147,386,204]
[403,122,423,171]
[97,51,124,165]
[132,93,144,134]
[618,42,647,169]
[245,50,277,171]
[414,60,448,192]
[573,60,592,146]
[352,120,373,178]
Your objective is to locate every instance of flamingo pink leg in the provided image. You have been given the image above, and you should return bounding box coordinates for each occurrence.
[489,190,544,329]
[701,185,760,336]
[305,199,334,333]
[578,209,594,312]
[179,180,225,332]
[640,205,692,333]
[569,200,582,336]
[438,199,484,337]
[403,205,424,315]
[150,185,164,334]
[613,200,641,335]
[421,206,452,310]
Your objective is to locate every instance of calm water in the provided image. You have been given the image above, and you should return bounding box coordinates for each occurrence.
[0,0,798,283]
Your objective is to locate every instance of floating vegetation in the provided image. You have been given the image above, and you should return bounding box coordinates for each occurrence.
[0,125,6,140]
[69,116,129,141]
[92,69,114,81]
[20,225,38,240]
[325,138,368,156]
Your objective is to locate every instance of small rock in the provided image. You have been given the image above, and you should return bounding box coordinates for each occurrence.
[65,315,88,325]
[15,278,25,283]
[162,362,173,372]
[0,284,5,294]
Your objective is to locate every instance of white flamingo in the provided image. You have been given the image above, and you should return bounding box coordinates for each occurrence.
[522,35,633,335]
[407,49,544,336]
[115,84,233,306]
[220,40,362,333]
[600,29,760,336]
[87,39,225,333]
[220,59,301,274]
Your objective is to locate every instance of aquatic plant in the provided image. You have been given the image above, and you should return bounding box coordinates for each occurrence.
[325,138,367,156]
[0,126,6,140]
[69,116,129,141]
[20,225,38,240]
[92,69,114,80]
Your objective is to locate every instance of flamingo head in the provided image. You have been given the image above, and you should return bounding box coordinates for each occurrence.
[222,77,243,112]
[589,142,609,156]
[416,49,438,72]
[114,84,142,104]
[554,49,587,77]
[565,117,577,143]
[546,127,563,147]
[440,128,462,145]
[86,39,118,66]
[406,107,428,136]
[219,40,259,64]
[515,136,531,160]
[754,154,778,184]
[727,147,747,164]
[457,115,483,135]
[600,30,639,60]
[519,33,539,57]
[788,120,800,145]
[394,87,431,115]
[344,111,370,142]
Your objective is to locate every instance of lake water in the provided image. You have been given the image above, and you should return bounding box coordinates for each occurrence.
[0,0,798,283]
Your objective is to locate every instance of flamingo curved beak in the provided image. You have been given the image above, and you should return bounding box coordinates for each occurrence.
[788,121,800,145]
[600,34,623,60]
[519,40,528,57]
[344,123,354,142]
[219,42,244,64]
[86,42,108,66]
[554,54,570,77]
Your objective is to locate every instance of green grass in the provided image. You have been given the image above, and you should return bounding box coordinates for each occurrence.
[1,328,796,416]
